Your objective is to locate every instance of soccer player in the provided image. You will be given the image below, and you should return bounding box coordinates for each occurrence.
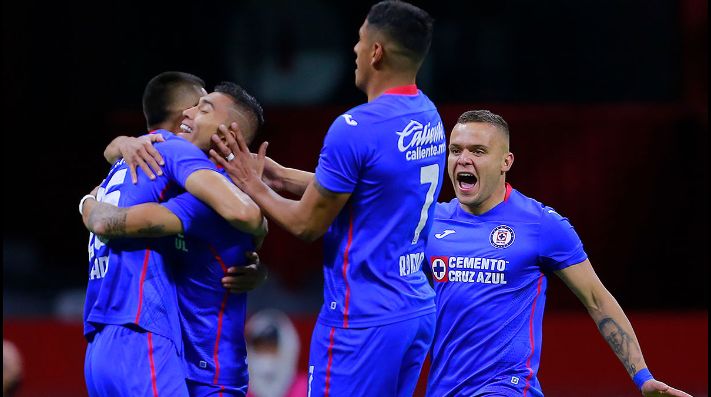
[80,81,266,397]
[212,2,444,396]
[424,110,692,397]
[82,82,268,397]
[104,71,208,183]
[102,70,266,279]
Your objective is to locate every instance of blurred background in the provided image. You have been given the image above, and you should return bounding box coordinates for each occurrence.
[2,0,707,396]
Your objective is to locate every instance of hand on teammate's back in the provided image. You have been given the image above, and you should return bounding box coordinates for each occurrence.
[117,134,166,183]
[221,251,268,294]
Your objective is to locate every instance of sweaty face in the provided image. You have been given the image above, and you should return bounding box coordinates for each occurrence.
[447,122,513,215]
[353,20,373,92]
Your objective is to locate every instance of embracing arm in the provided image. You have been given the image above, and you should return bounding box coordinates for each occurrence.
[104,134,166,183]
[184,169,266,237]
[82,198,182,238]
[556,260,692,396]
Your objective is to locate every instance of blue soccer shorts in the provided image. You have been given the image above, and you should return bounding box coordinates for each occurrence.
[307,312,435,397]
[186,378,248,397]
[84,324,189,397]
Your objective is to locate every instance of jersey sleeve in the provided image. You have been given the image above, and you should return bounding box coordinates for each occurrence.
[538,207,588,272]
[161,192,219,239]
[156,137,217,188]
[314,114,368,193]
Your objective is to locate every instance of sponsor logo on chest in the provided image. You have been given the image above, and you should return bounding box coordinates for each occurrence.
[430,255,509,285]
[395,120,447,161]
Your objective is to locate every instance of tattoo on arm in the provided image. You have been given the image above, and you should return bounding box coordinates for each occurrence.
[597,317,637,376]
[87,203,127,238]
[102,209,127,238]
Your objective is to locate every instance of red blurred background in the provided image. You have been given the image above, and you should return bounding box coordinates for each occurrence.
[4,312,707,397]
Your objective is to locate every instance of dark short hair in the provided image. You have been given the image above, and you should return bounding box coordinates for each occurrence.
[214,82,265,134]
[142,71,205,127]
[457,110,510,138]
[366,1,434,65]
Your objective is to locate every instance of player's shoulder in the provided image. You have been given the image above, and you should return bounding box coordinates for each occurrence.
[331,102,376,131]
[509,188,572,225]
[154,131,204,157]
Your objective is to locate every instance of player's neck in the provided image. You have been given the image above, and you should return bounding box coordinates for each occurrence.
[462,182,509,216]
[366,73,417,102]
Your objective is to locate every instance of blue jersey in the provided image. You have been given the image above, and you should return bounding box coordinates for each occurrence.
[314,87,446,328]
[84,130,217,351]
[425,185,588,397]
[162,174,255,390]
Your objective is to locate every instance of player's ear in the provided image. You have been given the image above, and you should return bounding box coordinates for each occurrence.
[502,152,514,172]
[224,122,239,141]
[371,42,384,66]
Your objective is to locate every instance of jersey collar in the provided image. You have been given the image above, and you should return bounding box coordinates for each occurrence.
[383,84,418,95]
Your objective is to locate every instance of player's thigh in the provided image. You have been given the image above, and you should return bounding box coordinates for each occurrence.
[396,313,436,397]
[186,379,247,397]
[84,337,100,397]
[86,325,188,397]
[308,318,431,397]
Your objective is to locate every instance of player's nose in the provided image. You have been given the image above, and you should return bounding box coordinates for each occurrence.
[182,106,196,119]
[457,150,474,165]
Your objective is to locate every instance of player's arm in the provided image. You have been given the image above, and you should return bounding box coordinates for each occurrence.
[263,155,314,197]
[80,193,269,292]
[81,194,182,238]
[104,134,166,184]
[184,169,267,238]
[210,132,348,242]
[556,261,692,397]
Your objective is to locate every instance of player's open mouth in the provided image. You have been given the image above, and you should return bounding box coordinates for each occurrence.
[457,172,477,190]
[180,124,193,134]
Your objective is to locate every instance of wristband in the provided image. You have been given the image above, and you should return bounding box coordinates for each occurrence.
[633,368,654,389]
[79,194,96,216]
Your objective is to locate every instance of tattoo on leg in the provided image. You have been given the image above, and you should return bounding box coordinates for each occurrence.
[597,317,637,376]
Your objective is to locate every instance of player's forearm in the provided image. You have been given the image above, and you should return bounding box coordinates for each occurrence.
[104,136,127,164]
[587,289,648,378]
[85,201,181,238]
[185,169,266,236]
[276,167,314,196]
[85,201,128,238]
[557,262,649,380]
[246,179,326,242]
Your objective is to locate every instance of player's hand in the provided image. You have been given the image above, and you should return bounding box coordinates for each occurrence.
[641,379,693,397]
[118,134,166,184]
[209,123,268,193]
[221,252,268,294]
